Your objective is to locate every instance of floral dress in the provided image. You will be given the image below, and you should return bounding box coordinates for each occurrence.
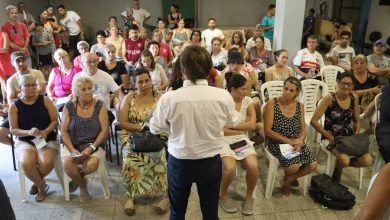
[120,91,167,198]
[267,98,316,168]
[221,96,257,160]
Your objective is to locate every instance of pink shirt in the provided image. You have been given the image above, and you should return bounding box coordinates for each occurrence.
[50,66,81,97]
[1,21,30,56]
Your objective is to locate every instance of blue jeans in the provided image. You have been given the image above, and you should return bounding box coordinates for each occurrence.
[168,154,222,220]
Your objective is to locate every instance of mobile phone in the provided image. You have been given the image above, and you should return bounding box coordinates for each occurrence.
[70,152,81,158]
[229,140,247,150]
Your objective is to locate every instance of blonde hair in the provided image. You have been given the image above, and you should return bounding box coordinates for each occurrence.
[72,76,93,97]
[352,54,367,64]
[53,48,69,63]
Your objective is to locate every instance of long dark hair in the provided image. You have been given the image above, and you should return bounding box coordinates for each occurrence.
[225,72,247,92]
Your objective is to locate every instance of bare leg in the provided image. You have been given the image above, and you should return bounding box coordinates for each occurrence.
[350,153,372,168]
[219,156,237,200]
[81,156,99,176]
[63,156,86,187]
[0,127,11,146]
[283,162,317,195]
[241,155,259,200]
[18,149,46,197]
[37,148,57,178]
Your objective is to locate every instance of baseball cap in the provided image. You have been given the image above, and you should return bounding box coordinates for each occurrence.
[227,51,244,64]
[375,39,387,46]
[10,51,26,62]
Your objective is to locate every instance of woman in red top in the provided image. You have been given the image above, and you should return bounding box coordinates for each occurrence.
[0,31,14,103]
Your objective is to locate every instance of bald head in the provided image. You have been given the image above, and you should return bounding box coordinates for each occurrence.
[81,52,98,75]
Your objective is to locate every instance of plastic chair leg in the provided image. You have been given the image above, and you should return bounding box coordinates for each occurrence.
[265,156,278,199]
[18,162,27,202]
[359,168,364,189]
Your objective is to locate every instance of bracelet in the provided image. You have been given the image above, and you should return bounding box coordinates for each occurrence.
[89,144,97,152]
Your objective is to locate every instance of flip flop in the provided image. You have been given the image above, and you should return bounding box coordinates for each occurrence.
[29,184,38,195]
[35,184,50,203]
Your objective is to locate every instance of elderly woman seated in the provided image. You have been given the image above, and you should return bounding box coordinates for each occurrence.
[264,77,317,196]
[61,76,108,202]
[311,72,372,183]
[219,73,258,215]
[9,74,59,202]
[47,48,81,109]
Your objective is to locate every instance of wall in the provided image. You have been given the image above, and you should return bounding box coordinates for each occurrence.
[366,0,390,42]
[198,0,275,28]
[1,0,45,24]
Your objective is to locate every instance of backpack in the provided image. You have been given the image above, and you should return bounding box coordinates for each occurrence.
[308,174,356,210]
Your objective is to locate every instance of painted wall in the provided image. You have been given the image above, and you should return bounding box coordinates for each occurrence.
[366,0,390,42]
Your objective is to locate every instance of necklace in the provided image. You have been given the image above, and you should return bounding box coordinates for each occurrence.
[78,101,93,112]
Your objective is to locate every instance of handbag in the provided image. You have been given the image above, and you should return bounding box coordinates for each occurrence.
[130,131,166,153]
[335,133,370,156]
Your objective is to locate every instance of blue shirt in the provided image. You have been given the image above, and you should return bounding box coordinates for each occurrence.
[261,15,275,43]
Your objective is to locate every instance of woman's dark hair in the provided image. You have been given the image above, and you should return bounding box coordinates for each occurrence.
[56,4,65,10]
[190,29,201,41]
[337,71,354,82]
[133,68,151,81]
[157,17,165,24]
[108,16,117,22]
[225,72,247,92]
[268,4,276,10]
[171,4,180,11]
[230,31,244,47]
[170,58,183,85]
[211,37,222,45]
[180,46,212,84]
[147,40,160,50]
[274,49,288,62]
[284,77,302,94]
[254,35,265,48]
[96,30,106,38]
[139,50,156,70]
[340,31,351,38]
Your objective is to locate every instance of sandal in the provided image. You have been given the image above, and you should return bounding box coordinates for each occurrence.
[154,198,169,215]
[124,198,135,216]
[35,184,50,203]
[279,179,292,196]
[29,184,38,195]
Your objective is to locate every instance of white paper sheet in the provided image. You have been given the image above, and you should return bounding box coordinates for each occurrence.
[279,144,301,159]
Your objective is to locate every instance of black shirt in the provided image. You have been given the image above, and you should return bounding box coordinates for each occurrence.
[97,61,127,85]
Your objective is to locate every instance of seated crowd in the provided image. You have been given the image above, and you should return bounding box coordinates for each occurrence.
[1,0,390,219]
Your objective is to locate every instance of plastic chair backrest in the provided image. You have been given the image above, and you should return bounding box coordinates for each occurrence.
[260,81,284,102]
[320,65,345,93]
[301,79,329,118]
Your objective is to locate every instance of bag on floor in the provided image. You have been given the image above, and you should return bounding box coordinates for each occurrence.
[308,174,356,210]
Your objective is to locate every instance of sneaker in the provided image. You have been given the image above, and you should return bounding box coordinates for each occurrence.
[154,198,169,215]
[242,199,254,215]
[79,187,90,202]
[219,198,238,213]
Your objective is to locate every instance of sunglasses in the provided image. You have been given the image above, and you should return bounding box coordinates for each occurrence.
[12,26,17,34]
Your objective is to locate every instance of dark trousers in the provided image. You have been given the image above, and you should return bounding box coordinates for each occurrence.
[168,153,222,220]
[0,179,16,220]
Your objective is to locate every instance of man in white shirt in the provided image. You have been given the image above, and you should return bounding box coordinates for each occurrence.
[202,18,225,49]
[121,0,151,29]
[293,35,325,80]
[150,46,240,219]
[57,5,84,59]
[367,39,390,85]
[16,2,35,32]
[75,52,123,123]
[332,31,355,71]
[245,24,271,51]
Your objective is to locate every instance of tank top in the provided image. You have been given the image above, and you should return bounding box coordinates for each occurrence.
[15,95,56,142]
[324,93,355,137]
[66,100,103,147]
[51,66,81,97]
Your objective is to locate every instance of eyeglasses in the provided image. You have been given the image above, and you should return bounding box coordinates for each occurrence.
[23,83,37,88]
[339,81,354,88]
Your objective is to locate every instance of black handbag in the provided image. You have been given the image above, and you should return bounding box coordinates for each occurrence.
[335,133,370,156]
[130,131,166,153]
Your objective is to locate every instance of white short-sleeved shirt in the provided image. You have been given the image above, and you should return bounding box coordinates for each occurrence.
[74,69,120,108]
[121,8,150,28]
[149,79,240,159]
[211,49,228,67]
[202,28,225,48]
[332,45,355,71]
[245,36,272,51]
[150,64,168,90]
[7,69,46,97]
[60,11,81,36]
[293,48,325,79]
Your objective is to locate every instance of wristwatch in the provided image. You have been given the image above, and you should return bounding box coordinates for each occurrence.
[89,144,97,152]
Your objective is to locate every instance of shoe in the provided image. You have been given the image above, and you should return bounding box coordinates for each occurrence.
[29,184,38,195]
[154,198,169,215]
[124,198,135,216]
[291,179,299,188]
[79,187,90,202]
[242,199,254,215]
[219,198,238,213]
[35,184,50,203]
[69,180,78,193]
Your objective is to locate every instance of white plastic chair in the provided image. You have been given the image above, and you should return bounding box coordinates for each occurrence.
[261,103,308,198]
[314,99,364,189]
[301,79,329,148]
[18,152,64,202]
[320,65,345,93]
[372,93,385,175]
[63,148,110,201]
[260,81,284,103]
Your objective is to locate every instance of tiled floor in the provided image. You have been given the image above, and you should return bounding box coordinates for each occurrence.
[0,142,375,220]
